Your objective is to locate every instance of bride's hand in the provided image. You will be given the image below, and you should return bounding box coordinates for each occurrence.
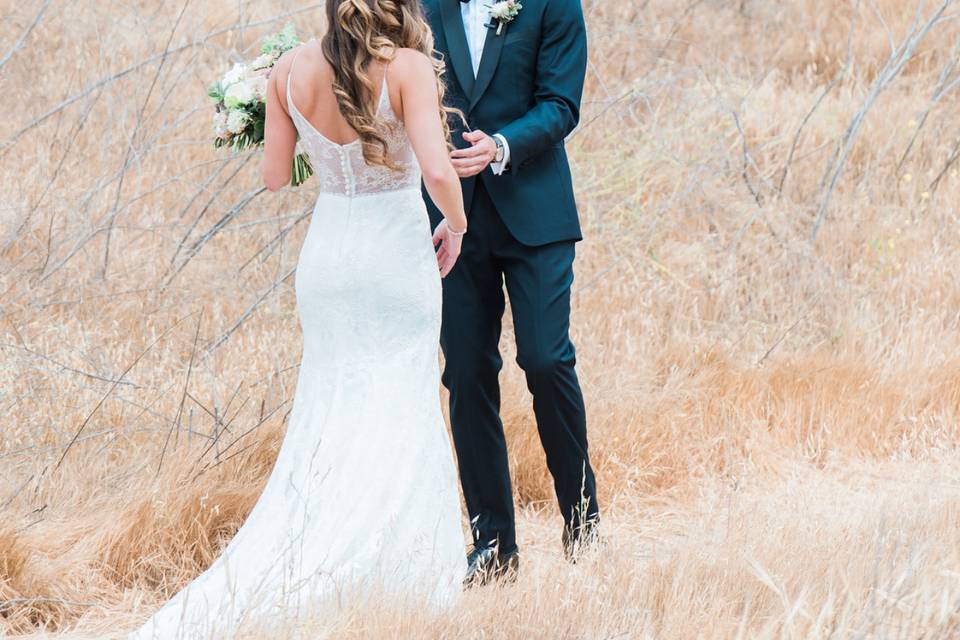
[432,220,465,278]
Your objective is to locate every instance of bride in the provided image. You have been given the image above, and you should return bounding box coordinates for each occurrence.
[128,1,470,637]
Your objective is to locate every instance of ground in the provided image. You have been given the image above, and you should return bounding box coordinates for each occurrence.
[1,0,959,637]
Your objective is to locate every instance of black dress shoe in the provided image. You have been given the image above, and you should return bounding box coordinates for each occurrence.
[463,545,520,588]
[562,518,601,563]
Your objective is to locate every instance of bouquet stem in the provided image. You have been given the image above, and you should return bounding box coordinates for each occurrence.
[291,153,313,187]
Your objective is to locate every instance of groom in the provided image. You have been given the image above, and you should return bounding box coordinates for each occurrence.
[421,0,599,584]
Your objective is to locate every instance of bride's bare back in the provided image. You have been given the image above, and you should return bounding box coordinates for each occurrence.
[277,40,401,146]
[264,43,441,186]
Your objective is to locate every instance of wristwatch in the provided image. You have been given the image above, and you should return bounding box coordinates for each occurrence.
[493,136,505,163]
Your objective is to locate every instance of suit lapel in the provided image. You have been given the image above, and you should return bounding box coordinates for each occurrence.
[439,0,475,98]
[469,20,506,112]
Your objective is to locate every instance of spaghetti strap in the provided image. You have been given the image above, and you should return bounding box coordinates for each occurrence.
[285,43,307,113]
[379,54,395,115]
[382,55,392,95]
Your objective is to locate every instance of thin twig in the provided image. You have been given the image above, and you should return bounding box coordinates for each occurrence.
[0,597,98,613]
[205,266,296,354]
[0,0,54,72]
[239,205,313,273]
[896,35,960,171]
[156,308,203,477]
[1,475,34,511]
[757,294,824,366]
[812,0,953,241]
[0,4,326,155]
[0,342,141,387]
[777,72,844,195]
[166,155,255,271]
[163,186,267,290]
[930,135,960,193]
[12,88,102,246]
[102,0,192,277]
[190,400,287,481]
[54,314,193,471]
[731,109,763,207]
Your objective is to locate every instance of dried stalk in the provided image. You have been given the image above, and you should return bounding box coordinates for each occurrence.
[155,308,203,477]
[166,155,255,273]
[811,0,954,241]
[162,185,267,290]
[0,0,54,72]
[190,400,287,481]
[896,35,960,171]
[101,0,192,278]
[0,4,325,155]
[0,341,141,388]
[205,266,296,354]
[239,205,313,273]
[778,4,859,197]
[930,135,960,193]
[54,314,193,471]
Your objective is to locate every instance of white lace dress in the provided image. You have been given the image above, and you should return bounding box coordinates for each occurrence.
[127,50,465,639]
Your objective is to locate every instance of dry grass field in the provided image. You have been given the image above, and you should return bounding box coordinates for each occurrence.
[2,0,960,637]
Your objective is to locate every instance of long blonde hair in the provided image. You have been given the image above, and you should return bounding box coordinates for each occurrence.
[321,0,461,170]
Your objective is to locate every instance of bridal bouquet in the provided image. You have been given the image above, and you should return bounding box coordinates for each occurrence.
[208,24,313,186]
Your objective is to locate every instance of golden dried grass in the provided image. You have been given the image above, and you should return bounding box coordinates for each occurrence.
[1,0,959,637]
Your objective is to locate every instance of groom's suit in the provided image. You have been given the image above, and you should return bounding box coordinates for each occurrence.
[421,0,599,556]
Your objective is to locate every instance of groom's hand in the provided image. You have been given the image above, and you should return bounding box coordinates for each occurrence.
[451,130,497,177]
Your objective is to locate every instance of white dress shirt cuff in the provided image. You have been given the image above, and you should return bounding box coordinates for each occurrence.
[490,133,511,175]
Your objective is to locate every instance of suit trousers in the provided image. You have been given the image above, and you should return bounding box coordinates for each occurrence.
[438,177,599,555]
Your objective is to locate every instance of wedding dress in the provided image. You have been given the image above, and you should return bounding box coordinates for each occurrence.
[128,50,465,639]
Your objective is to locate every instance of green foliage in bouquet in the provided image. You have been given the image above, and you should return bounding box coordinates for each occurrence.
[208,23,313,187]
[260,22,301,56]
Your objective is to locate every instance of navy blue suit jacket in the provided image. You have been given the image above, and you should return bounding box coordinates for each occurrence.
[421,0,587,246]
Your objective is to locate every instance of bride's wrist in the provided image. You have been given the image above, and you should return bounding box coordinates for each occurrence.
[447,221,467,236]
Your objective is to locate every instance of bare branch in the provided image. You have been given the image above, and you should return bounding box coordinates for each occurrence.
[0,0,54,72]
[930,135,960,192]
[731,109,763,207]
[0,4,325,155]
[897,35,960,171]
[204,266,296,355]
[54,314,194,471]
[812,0,953,241]
[0,342,141,388]
[239,205,313,273]
[156,308,203,478]
[101,0,192,277]
[162,185,267,290]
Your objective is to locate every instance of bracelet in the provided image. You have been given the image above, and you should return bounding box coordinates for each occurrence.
[448,222,468,236]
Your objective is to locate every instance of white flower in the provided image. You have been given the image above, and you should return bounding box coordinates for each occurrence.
[226,109,250,135]
[223,62,248,85]
[224,80,256,108]
[489,0,521,21]
[487,0,521,34]
[251,53,276,70]
[248,75,268,102]
[213,110,228,138]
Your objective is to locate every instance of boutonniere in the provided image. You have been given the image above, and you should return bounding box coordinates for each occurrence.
[486,0,522,36]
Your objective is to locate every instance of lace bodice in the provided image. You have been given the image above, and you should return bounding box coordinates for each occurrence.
[285,50,421,197]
